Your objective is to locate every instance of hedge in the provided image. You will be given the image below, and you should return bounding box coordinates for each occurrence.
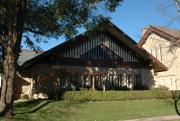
[61,90,176,102]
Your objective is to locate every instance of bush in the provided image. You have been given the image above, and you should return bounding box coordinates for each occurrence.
[109,86,130,91]
[154,85,169,90]
[133,85,150,90]
[61,90,176,102]
[21,94,30,99]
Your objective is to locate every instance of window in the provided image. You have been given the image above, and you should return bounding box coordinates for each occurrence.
[160,46,162,61]
[0,45,3,61]
[170,78,172,86]
[126,74,131,87]
[155,47,158,58]
[152,47,162,61]
[0,75,1,88]
[118,74,123,86]
[135,75,141,86]
[150,49,152,54]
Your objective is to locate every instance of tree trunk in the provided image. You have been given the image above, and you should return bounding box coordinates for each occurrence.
[0,34,21,117]
[0,46,17,118]
[0,0,26,117]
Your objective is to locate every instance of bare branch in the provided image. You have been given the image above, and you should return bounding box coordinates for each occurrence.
[175,0,180,15]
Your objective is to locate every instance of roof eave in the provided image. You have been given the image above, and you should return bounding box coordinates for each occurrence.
[138,26,177,46]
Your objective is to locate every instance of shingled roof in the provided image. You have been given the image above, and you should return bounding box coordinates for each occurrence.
[153,26,180,39]
[18,49,43,65]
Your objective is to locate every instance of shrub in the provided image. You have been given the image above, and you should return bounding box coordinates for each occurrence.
[21,94,30,99]
[61,90,176,102]
[154,85,169,90]
[109,86,130,91]
[133,85,150,90]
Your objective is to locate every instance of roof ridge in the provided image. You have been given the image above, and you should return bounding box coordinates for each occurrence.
[150,25,180,39]
[21,49,44,53]
[151,25,180,31]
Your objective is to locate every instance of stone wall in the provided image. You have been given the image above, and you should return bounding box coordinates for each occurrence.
[15,73,33,99]
[17,63,154,99]
[142,33,180,90]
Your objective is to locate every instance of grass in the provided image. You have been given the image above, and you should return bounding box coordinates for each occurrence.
[0,99,178,121]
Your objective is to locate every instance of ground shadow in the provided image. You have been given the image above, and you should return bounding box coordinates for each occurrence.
[15,99,54,114]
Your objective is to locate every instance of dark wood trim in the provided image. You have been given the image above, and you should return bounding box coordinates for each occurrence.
[46,58,151,69]
[138,26,177,46]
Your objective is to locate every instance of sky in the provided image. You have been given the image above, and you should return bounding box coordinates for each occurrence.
[23,0,180,51]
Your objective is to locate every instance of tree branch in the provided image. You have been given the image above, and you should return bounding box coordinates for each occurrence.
[23,27,45,35]
[175,0,180,15]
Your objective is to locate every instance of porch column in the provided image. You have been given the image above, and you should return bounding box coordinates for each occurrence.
[29,77,34,99]
[106,75,109,88]
[129,75,133,89]
[92,76,95,90]
[80,75,84,88]
[102,76,106,91]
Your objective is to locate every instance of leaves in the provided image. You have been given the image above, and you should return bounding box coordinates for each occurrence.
[105,0,122,12]
[24,35,42,51]
[24,0,123,40]
[0,0,123,49]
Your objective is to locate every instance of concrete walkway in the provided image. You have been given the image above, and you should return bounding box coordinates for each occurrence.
[122,115,180,121]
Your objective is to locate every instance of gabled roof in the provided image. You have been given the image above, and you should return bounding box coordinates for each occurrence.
[21,21,167,72]
[138,26,180,72]
[138,26,180,46]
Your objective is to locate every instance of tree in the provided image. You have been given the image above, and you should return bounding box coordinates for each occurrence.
[175,0,180,15]
[0,0,123,118]
[157,0,180,27]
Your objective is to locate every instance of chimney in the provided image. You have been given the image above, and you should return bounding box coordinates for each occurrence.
[141,27,149,36]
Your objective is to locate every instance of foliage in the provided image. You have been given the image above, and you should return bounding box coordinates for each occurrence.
[0,0,123,49]
[133,85,150,90]
[21,94,30,100]
[61,90,175,102]
[114,86,130,90]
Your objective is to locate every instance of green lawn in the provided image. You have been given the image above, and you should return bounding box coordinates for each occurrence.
[0,99,178,121]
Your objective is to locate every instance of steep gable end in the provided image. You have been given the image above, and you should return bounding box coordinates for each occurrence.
[52,32,140,62]
[138,26,180,46]
[22,21,167,72]
[138,26,180,69]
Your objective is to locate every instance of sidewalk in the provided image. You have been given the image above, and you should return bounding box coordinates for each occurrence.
[122,115,180,121]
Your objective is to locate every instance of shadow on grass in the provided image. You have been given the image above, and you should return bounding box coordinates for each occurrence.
[14,90,67,114]
[15,99,55,114]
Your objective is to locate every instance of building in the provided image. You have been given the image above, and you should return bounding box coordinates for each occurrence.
[14,21,167,99]
[15,50,43,99]
[139,26,180,90]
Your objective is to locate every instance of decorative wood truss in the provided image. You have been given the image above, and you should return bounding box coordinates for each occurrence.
[46,31,149,68]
